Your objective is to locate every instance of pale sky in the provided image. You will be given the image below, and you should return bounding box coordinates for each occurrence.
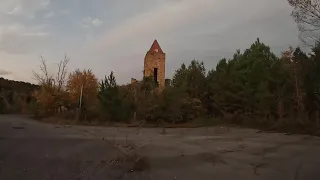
[0,0,303,84]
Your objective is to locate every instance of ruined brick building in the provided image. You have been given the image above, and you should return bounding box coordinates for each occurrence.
[131,40,170,89]
[144,39,166,88]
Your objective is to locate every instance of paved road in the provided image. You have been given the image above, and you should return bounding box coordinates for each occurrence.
[1,115,320,180]
[0,115,146,180]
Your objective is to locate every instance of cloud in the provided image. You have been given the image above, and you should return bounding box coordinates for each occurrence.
[0,24,50,54]
[1,0,50,17]
[91,0,288,52]
[77,0,297,84]
[93,0,214,49]
[82,17,103,28]
[0,69,11,76]
[44,11,54,18]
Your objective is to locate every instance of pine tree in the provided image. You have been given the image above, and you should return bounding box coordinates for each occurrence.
[98,71,132,122]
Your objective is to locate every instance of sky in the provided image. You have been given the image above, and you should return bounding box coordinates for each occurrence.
[0,0,303,84]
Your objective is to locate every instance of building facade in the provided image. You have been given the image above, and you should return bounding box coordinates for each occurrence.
[130,40,167,89]
[143,40,166,88]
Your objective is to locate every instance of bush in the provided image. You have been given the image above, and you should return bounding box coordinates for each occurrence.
[136,87,205,124]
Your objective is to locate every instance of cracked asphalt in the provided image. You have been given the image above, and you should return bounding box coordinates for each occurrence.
[1,115,320,180]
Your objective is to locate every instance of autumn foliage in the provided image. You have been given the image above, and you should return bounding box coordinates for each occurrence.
[66,69,98,108]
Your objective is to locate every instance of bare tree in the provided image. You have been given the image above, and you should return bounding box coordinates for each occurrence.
[56,54,70,91]
[282,47,305,116]
[33,54,69,91]
[288,0,320,47]
[32,56,52,86]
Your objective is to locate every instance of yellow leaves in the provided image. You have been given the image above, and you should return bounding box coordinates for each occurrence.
[66,69,98,106]
[32,68,98,116]
[33,84,71,114]
[33,86,55,113]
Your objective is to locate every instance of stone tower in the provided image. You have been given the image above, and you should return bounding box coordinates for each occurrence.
[144,40,166,88]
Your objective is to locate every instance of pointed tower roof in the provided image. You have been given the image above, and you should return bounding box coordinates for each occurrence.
[149,39,164,53]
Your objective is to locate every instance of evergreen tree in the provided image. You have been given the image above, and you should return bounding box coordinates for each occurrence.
[98,71,132,122]
[172,60,207,99]
[205,39,287,125]
[172,63,188,89]
[304,43,320,122]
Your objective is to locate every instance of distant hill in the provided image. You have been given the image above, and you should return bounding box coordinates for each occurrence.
[0,77,39,92]
[0,77,39,113]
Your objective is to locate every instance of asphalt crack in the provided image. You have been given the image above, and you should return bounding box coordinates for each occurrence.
[250,162,268,175]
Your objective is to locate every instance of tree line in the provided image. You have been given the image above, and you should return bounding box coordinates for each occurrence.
[0,77,39,113]
[1,38,319,134]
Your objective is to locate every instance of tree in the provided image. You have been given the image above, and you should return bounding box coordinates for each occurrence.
[66,69,98,110]
[282,47,305,116]
[186,60,207,98]
[288,0,320,46]
[98,71,132,122]
[172,60,207,99]
[33,55,69,91]
[32,55,70,116]
[303,42,320,123]
[153,87,189,124]
[165,60,207,122]
[172,63,188,88]
[205,58,233,117]
[132,76,158,122]
[205,39,287,125]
